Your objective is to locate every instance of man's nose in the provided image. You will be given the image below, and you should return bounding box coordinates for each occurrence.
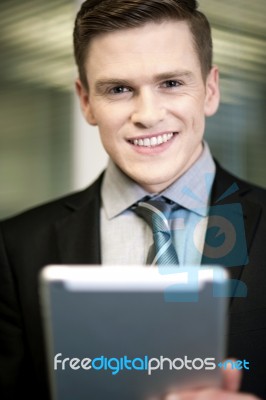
[131,89,166,128]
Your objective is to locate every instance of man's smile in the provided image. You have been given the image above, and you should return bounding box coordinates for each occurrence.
[128,132,178,147]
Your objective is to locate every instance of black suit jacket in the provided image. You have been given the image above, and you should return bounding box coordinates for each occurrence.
[0,162,266,400]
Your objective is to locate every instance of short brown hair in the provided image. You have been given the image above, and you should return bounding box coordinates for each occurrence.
[73,0,213,88]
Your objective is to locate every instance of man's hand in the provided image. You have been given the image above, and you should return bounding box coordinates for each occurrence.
[164,361,261,400]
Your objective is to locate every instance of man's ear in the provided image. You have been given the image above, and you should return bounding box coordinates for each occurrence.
[75,78,98,126]
[204,66,220,117]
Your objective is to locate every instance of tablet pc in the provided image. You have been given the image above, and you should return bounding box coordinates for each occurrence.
[39,265,229,400]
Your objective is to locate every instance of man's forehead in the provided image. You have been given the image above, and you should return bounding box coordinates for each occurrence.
[83,19,201,85]
[86,53,199,86]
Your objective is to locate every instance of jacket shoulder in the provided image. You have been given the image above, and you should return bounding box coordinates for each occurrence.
[214,162,266,206]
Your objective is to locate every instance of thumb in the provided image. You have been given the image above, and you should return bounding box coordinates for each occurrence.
[222,359,242,392]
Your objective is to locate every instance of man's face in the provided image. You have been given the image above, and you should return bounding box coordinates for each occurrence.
[77,20,220,192]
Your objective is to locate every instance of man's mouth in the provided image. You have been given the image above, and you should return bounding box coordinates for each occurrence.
[128,132,177,147]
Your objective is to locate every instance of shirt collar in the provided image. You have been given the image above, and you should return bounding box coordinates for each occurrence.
[101,141,215,219]
[101,160,149,219]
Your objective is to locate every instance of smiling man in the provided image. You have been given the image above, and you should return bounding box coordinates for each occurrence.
[76,19,219,193]
[0,1,266,400]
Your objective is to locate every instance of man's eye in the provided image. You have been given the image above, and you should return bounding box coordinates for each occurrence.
[110,86,130,94]
[162,80,182,88]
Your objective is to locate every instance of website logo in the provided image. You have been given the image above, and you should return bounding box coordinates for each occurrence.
[54,354,250,375]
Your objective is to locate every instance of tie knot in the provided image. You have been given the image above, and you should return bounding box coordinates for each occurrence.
[133,196,175,233]
[132,196,179,265]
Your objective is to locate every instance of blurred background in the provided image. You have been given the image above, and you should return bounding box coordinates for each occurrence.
[0,0,265,219]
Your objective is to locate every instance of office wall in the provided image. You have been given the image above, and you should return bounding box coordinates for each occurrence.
[0,0,76,218]
[0,0,265,219]
[201,0,266,187]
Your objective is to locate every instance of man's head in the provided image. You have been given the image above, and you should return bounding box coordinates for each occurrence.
[74,0,213,89]
[74,1,220,193]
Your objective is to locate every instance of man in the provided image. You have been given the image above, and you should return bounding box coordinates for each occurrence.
[0,0,265,399]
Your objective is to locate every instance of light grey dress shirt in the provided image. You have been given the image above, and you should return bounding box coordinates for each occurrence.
[100,142,215,266]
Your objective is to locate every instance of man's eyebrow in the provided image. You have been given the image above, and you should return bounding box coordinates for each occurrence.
[153,70,194,81]
[94,70,194,91]
[95,79,131,92]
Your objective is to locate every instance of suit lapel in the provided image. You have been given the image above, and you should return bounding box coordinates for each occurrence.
[54,175,103,265]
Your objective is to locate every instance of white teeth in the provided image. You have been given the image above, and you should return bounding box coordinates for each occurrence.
[157,135,163,144]
[150,137,157,146]
[143,138,150,146]
[131,132,174,147]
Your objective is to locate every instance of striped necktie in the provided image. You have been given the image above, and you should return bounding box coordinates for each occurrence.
[133,197,179,266]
